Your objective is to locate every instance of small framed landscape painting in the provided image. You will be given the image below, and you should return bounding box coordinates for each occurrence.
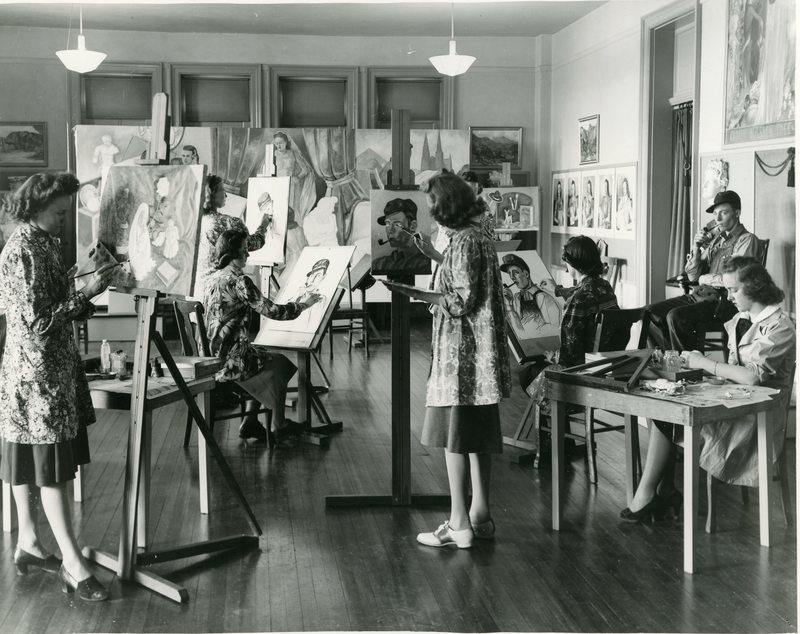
[469,126,522,169]
[0,123,47,167]
[579,115,599,164]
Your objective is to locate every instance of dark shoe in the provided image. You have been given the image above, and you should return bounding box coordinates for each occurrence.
[14,548,61,575]
[656,489,683,517]
[619,496,664,523]
[59,566,109,602]
[273,420,304,443]
[239,419,267,443]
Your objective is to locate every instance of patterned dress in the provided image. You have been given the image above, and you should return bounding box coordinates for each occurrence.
[426,224,512,407]
[203,267,300,383]
[0,224,96,445]
[193,211,266,300]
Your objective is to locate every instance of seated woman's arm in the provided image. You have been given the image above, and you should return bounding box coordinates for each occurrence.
[683,319,795,386]
[235,274,302,321]
[1,246,95,337]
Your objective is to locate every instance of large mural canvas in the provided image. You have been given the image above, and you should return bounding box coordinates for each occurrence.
[84,164,206,297]
[724,0,795,144]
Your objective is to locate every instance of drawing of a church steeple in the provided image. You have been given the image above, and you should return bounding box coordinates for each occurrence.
[420,134,432,171]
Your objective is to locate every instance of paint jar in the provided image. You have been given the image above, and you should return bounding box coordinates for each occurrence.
[111,351,128,378]
[664,350,682,372]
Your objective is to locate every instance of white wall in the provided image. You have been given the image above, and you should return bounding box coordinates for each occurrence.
[0,25,540,186]
[546,0,675,306]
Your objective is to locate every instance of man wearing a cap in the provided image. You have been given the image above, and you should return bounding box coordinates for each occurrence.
[647,189,759,351]
[500,254,560,331]
[372,198,429,274]
[288,258,329,330]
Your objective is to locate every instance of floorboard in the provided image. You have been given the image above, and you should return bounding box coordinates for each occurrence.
[0,325,795,632]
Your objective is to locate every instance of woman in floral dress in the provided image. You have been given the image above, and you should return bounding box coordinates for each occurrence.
[0,173,115,600]
[385,172,511,549]
[193,174,271,301]
[203,229,322,443]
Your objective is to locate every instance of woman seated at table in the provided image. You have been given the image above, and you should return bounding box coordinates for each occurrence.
[203,229,322,443]
[621,257,795,521]
[522,235,620,404]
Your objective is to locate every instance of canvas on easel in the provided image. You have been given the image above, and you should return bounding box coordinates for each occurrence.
[95,164,206,297]
[245,176,290,265]
[497,249,564,362]
[254,245,356,349]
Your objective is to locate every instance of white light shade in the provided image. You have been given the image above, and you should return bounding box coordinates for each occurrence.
[429,40,476,77]
[56,34,106,73]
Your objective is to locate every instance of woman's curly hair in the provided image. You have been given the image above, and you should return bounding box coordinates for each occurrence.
[723,256,784,305]
[1,172,80,222]
[423,171,484,229]
[213,228,248,270]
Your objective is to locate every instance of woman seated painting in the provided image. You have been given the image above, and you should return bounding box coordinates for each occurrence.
[621,257,795,521]
[203,229,322,444]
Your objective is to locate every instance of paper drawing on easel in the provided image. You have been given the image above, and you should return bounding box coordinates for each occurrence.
[96,164,206,296]
[256,246,355,347]
[480,186,540,232]
[245,177,290,265]
[497,250,564,362]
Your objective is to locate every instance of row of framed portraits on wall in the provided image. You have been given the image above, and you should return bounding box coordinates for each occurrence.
[551,163,637,240]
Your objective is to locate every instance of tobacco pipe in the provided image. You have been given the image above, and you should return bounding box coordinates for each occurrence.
[378,238,389,245]
[503,282,517,289]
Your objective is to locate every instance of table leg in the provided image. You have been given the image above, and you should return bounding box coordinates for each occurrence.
[624,415,637,506]
[2,481,11,533]
[683,425,699,574]
[551,399,565,531]
[74,465,83,503]
[137,411,152,550]
[757,410,773,547]
[197,391,210,515]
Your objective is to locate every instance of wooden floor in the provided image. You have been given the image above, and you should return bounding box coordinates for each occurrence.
[0,325,795,633]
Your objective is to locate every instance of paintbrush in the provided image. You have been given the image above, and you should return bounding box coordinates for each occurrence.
[71,262,122,279]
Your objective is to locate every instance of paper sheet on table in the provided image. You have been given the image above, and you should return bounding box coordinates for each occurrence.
[636,381,780,409]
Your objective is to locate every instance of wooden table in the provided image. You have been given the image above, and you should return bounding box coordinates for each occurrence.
[545,372,782,574]
[2,376,213,535]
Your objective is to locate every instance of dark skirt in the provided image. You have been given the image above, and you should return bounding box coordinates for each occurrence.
[0,425,90,487]
[422,404,503,454]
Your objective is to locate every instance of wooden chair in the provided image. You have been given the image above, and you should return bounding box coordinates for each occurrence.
[705,364,795,533]
[530,308,649,483]
[698,237,770,357]
[172,299,270,447]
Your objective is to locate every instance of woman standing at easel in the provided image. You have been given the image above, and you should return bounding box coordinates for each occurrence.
[0,173,115,601]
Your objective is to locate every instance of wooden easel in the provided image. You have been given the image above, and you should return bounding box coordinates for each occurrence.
[326,109,449,508]
[83,94,260,603]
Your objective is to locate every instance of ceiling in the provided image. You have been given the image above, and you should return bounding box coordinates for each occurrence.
[0,1,605,37]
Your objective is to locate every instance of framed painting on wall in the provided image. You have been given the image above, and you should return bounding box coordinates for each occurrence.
[469,126,522,169]
[579,115,599,164]
[480,186,540,232]
[564,173,581,232]
[0,123,47,167]
[551,174,566,233]
[724,0,795,144]
[614,165,636,240]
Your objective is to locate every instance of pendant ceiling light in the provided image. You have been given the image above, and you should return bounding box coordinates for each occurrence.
[56,5,107,73]
[429,1,475,77]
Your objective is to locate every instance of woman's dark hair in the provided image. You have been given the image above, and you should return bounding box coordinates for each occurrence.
[1,172,79,222]
[460,170,483,195]
[214,228,248,270]
[562,235,604,277]
[423,171,483,229]
[204,174,224,212]
[723,257,784,304]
